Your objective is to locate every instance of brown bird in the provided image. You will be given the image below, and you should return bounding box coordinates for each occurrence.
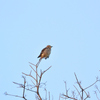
[38,45,52,60]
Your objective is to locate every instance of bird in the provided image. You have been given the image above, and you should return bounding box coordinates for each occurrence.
[38,45,52,60]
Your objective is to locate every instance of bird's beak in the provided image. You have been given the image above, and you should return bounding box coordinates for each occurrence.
[51,46,53,48]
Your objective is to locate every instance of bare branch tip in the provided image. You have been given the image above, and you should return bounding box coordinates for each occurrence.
[4,92,7,95]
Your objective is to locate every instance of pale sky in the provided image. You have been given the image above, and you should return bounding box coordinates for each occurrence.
[0,0,100,100]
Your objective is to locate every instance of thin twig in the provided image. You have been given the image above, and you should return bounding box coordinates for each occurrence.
[22,72,37,82]
[43,66,52,74]
[62,94,77,100]
[49,92,50,100]
[31,80,36,86]
[22,76,26,98]
[73,85,81,99]
[59,93,61,100]
[74,73,82,90]
[13,81,36,93]
[84,92,90,100]
[29,65,40,77]
[94,91,100,100]
[29,62,36,67]
[84,79,99,90]
[95,85,100,93]
[5,92,27,100]
[44,88,47,100]
[64,81,68,96]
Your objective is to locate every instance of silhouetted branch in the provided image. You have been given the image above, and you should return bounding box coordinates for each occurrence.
[84,77,100,90]
[5,92,27,100]
[5,76,27,100]
[61,94,77,100]
[64,81,69,96]
[74,73,90,100]
[95,85,100,93]
[22,72,37,82]
[61,73,99,100]
[94,85,100,100]
[23,62,52,100]
[94,91,100,100]
[73,85,81,99]
[61,81,77,100]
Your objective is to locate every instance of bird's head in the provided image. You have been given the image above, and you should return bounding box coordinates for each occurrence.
[46,45,53,49]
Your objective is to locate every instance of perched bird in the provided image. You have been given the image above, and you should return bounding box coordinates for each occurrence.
[38,45,52,60]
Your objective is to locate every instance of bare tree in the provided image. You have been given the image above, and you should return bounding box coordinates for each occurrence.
[5,59,52,100]
[60,73,100,100]
[5,59,100,100]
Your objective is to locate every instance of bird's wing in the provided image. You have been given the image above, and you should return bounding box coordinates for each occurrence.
[37,47,46,58]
